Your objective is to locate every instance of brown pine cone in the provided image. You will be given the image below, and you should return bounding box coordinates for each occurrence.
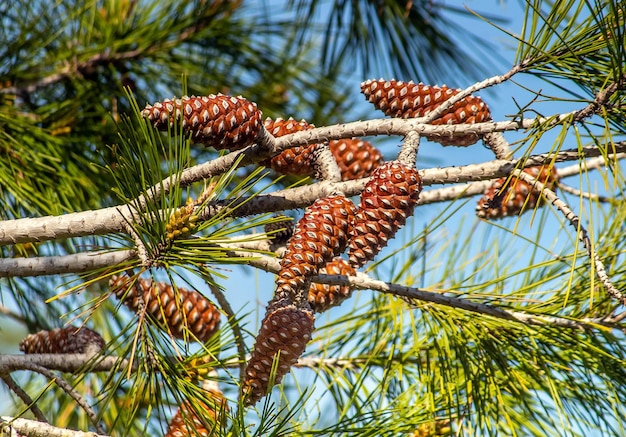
[110,276,220,343]
[361,79,491,146]
[264,216,294,248]
[276,194,357,299]
[260,117,319,176]
[165,392,227,437]
[308,257,355,312]
[348,161,423,268]
[477,165,560,220]
[141,94,262,151]
[19,326,105,354]
[243,304,314,405]
[329,138,384,180]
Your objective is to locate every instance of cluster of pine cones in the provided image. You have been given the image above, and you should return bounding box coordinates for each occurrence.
[17,82,562,429]
[139,83,561,407]
[243,158,424,404]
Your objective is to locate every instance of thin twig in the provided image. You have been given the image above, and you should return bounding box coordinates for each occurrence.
[418,64,524,124]
[121,222,149,267]
[557,183,611,202]
[513,170,625,305]
[6,362,105,434]
[573,73,626,121]
[0,373,48,423]
[0,304,26,325]
[176,247,621,332]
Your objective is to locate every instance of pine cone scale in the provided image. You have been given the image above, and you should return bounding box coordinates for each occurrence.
[348,161,422,267]
[276,195,357,297]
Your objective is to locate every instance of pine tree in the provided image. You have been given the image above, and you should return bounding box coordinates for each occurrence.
[1,1,626,437]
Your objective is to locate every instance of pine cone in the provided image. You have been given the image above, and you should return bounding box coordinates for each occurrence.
[348,161,423,268]
[476,165,560,220]
[110,276,220,343]
[19,326,105,354]
[264,216,294,248]
[243,304,314,405]
[165,392,227,437]
[308,257,355,312]
[166,203,197,241]
[141,94,262,151]
[276,195,357,298]
[361,79,491,146]
[329,138,384,180]
[260,117,319,176]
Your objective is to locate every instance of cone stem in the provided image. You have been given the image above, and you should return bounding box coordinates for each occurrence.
[313,144,342,182]
[397,131,421,166]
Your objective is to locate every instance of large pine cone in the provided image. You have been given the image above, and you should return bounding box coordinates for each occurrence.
[477,165,560,220]
[260,117,319,176]
[361,79,491,146]
[19,326,105,354]
[243,304,314,405]
[276,195,357,299]
[329,138,384,180]
[348,161,423,268]
[110,276,220,343]
[141,94,262,151]
[308,257,355,312]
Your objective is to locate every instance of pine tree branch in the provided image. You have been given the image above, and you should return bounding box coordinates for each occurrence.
[0,250,136,277]
[271,114,579,151]
[0,7,229,99]
[318,272,620,331]
[0,416,108,437]
[0,145,626,252]
[17,363,106,435]
[557,183,612,202]
[0,354,131,375]
[513,169,625,305]
[573,73,626,121]
[0,48,143,97]
[0,373,48,423]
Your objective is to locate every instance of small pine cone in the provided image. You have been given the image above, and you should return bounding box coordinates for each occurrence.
[166,202,197,241]
[308,257,355,312]
[276,195,357,298]
[264,216,294,248]
[348,161,423,268]
[329,138,384,180]
[110,276,220,343]
[243,304,314,405]
[476,165,560,220]
[260,117,319,176]
[361,79,491,146]
[141,94,262,151]
[410,419,453,437]
[19,326,105,354]
[165,396,227,437]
